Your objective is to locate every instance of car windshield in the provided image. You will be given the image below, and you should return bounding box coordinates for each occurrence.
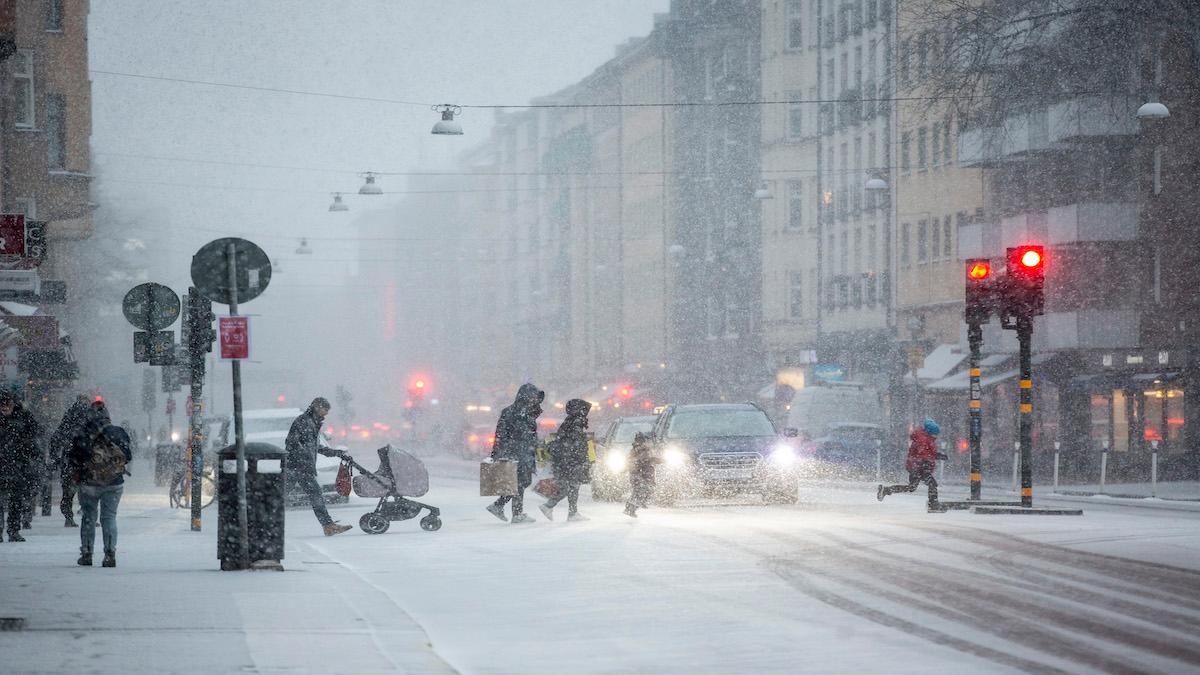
[243,417,294,436]
[666,409,776,439]
[612,420,656,443]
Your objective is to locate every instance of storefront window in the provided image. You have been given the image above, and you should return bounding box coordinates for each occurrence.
[1112,390,1129,452]
[1142,388,1185,449]
[1089,394,1109,447]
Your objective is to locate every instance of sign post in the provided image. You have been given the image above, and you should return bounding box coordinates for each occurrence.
[191,237,271,570]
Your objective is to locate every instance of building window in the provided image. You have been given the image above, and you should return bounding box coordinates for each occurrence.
[899,39,910,84]
[789,272,804,319]
[787,181,804,230]
[867,0,878,24]
[943,116,953,165]
[840,231,849,274]
[901,131,911,172]
[901,223,910,265]
[786,90,804,140]
[942,216,953,258]
[46,94,66,169]
[917,127,928,170]
[853,228,863,271]
[45,0,64,31]
[787,0,804,50]
[931,216,941,260]
[854,46,863,90]
[931,122,942,168]
[13,51,35,129]
[917,220,928,263]
[917,33,928,78]
[1154,146,1163,195]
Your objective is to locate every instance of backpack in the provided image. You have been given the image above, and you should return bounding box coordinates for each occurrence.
[87,428,128,485]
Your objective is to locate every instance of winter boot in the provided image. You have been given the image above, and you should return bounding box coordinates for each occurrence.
[64,516,77,528]
[510,513,535,524]
[876,485,887,501]
[538,502,555,521]
[322,522,352,536]
[486,503,508,522]
[624,503,638,518]
[77,548,92,566]
[21,519,31,529]
[7,531,24,542]
[102,550,116,568]
[567,512,588,522]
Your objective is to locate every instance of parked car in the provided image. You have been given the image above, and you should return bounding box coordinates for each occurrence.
[650,403,800,504]
[461,423,495,459]
[241,408,347,506]
[591,414,658,501]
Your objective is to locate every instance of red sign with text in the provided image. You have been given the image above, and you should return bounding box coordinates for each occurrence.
[218,316,249,360]
[0,214,26,256]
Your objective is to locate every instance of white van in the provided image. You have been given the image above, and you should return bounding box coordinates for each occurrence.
[785,383,884,440]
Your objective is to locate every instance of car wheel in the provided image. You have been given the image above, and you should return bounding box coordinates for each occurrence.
[359,512,390,534]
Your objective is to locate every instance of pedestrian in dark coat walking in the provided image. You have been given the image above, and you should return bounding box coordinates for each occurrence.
[878,418,947,512]
[0,392,42,541]
[539,398,592,521]
[624,432,661,518]
[69,423,132,567]
[49,395,91,527]
[486,383,544,524]
[286,397,352,536]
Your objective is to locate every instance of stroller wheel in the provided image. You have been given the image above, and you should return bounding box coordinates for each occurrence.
[419,515,442,532]
[359,512,390,535]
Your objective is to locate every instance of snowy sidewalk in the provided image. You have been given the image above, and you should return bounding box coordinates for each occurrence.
[0,469,452,675]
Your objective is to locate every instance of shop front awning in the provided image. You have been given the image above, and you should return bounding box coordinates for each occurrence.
[917,344,967,382]
[925,368,1020,392]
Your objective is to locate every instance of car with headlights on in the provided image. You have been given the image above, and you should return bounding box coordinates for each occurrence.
[651,403,800,504]
[590,415,658,501]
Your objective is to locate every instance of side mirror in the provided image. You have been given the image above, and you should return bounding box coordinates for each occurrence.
[784,428,799,438]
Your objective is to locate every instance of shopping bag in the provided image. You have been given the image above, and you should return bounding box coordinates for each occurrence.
[335,461,352,497]
[534,477,560,499]
[480,459,518,496]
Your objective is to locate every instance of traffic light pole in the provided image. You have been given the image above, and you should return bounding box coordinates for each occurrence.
[1017,315,1034,507]
[188,368,204,530]
[967,322,983,500]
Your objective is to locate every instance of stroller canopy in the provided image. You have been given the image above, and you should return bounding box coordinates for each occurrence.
[376,446,430,497]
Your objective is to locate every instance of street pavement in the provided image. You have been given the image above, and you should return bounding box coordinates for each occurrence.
[3,452,1200,674]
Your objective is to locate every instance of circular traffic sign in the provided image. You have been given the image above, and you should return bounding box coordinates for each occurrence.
[122,283,181,331]
[190,238,272,305]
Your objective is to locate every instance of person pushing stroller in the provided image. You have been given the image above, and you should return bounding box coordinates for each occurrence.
[878,418,948,512]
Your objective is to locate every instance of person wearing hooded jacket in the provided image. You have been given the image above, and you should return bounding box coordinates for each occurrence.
[49,395,91,527]
[69,424,132,567]
[539,398,592,522]
[486,383,543,523]
[0,392,42,542]
[878,418,948,512]
[286,397,352,536]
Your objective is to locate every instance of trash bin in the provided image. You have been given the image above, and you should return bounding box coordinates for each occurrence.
[217,442,287,571]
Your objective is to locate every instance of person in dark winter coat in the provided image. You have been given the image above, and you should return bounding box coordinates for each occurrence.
[69,423,132,567]
[624,432,661,518]
[486,383,544,523]
[878,418,947,511]
[0,392,42,542]
[539,399,592,521]
[286,397,352,536]
[49,395,91,527]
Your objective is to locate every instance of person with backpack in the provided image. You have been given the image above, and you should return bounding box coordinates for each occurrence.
[877,418,948,513]
[539,399,592,522]
[624,432,661,518]
[0,391,42,542]
[69,422,132,567]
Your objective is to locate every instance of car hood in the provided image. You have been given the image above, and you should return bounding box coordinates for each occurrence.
[665,436,779,455]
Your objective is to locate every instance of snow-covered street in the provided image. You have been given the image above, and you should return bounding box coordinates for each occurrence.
[4,455,1200,674]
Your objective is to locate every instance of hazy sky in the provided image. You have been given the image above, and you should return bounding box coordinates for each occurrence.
[86,0,669,415]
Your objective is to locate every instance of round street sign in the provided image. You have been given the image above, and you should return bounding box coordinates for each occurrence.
[190,238,272,305]
[122,283,181,331]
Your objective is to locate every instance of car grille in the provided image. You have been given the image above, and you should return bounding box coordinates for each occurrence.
[697,452,761,471]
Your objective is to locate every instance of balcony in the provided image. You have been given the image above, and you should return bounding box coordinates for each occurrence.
[1047,202,1137,244]
[1047,96,1138,143]
[959,96,1137,167]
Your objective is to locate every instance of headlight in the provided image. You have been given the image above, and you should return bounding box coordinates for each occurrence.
[605,452,627,471]
[770,444,797,466]
[663,446,687,467]
[170,431,181,442]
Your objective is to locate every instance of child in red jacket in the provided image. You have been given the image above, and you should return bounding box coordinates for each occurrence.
[878,418,948,512]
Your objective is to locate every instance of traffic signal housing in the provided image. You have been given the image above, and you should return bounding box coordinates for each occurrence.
[964,258,994,324]
[185,287,216,381]
[1004,245,1045,317]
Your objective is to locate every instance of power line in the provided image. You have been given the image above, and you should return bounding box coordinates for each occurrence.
[89,69,431,107]
[95,176,653,196]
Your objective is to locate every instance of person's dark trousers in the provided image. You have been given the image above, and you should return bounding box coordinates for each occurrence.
[0,485,23,539]
[297,474,334,527]
[492,465,533,516]
[882,464,939,506]
[39,466,53,516]
[60,476,77,521]
[544,481,581,514]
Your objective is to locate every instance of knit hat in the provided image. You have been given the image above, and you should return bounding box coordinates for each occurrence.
[923,418,941,436]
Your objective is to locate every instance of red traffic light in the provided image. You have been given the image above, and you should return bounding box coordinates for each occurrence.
[1020,249,1041,268]
[967,261,991,280]
[1007,245,1044,275]
[618,386,632,399]
[414,380,426,390]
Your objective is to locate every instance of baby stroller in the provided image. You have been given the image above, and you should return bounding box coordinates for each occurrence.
[343,445,442,534]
